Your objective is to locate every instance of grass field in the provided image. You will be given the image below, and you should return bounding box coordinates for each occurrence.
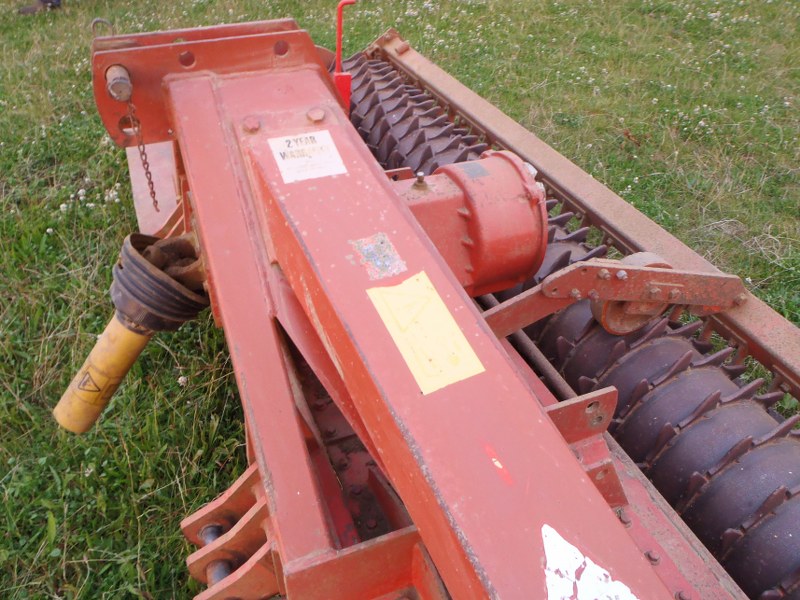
[0,0,797,597]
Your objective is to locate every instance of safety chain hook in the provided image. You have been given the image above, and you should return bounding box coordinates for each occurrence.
[126,102,159,212]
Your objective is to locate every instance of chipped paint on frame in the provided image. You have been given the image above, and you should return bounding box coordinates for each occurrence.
[350,232,408,281]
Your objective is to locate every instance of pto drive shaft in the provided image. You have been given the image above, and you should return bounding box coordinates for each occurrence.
[54,234,208,433]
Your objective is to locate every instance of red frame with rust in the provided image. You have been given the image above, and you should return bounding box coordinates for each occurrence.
[367,30,799,403]
[92,21,749,600]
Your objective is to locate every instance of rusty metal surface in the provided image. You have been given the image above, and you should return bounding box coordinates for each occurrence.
[181,463,261,546]
[483,301,746,599]
[343,40,792,597]
[485,258,746,338]
[606,436,747,600]
[187,497,269,583]
[233,62,672,597]
[345,52,487,174]
[92,19,301,52]
[368,29,800,402]
[534,299,800,597]
[544,386,617,445]
[92,21,336,147]
[165,68,337,573]
[88,19,788,600]
[180,304,444,598]
[486,306,746,598]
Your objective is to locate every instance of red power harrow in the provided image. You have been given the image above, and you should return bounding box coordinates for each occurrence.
[53,13,800,600]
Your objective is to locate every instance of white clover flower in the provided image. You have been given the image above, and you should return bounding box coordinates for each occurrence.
[59,203,68,213]
[177,375,188,387]
[46,227,54,235]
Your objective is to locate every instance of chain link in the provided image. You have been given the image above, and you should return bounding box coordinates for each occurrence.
[126,102,159,213]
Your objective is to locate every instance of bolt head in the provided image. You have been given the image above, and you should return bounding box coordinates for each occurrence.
[242,116,261,133]
[644,550,660,565]
[307,107,325,123]
[616,508,632,526]
[734,293,748,306]
[616,270,628,281]
[598,268,611,280]
[108,79,132,102]
[569,288,582,300]
[668,289,682,301]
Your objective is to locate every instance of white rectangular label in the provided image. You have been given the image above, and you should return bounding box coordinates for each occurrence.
[268,129,347,184]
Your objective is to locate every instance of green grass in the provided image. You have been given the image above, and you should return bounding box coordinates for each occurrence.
[0,0,797,597]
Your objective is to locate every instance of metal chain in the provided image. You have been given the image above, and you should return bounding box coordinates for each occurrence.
[126,102,160,212]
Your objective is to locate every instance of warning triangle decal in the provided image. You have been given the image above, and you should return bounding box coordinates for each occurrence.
[379,288,432,331]
[77,371,101,393]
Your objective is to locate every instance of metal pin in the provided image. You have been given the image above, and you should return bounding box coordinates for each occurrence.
[105,65,132,102]
[243,116,261,133]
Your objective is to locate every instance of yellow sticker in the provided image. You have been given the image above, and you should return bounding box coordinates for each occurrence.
[367,271,485,394]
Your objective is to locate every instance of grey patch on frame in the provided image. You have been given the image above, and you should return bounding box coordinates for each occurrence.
[350,232,408,280]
